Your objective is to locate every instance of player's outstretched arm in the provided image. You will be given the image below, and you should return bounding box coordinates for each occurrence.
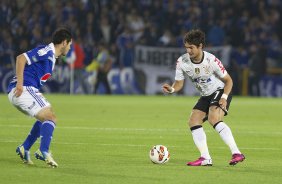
[162,83,172,93]
[162,80,184,94]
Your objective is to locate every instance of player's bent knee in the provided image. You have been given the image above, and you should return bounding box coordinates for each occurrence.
[35,108,57,123]
[188,121,202,128]
[38,114,57,123]
[45,112,57,123]
[48,116,57,124]
[188,121,194,128]
[207,115,220,125]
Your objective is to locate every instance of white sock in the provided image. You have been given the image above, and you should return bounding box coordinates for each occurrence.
[214,122,241,154]
[191,127,211,159]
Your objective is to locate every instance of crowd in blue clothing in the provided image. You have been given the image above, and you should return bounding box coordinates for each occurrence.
[0,0,281,94]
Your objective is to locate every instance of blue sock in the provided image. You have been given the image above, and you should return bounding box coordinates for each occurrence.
[22,121,42,150]
[40,120,56,153]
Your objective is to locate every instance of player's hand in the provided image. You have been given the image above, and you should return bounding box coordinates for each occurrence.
[162,83,172,93]
[218,98,227,111]
[14,84,23,97]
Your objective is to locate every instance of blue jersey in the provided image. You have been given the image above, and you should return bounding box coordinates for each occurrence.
[8,43,56,92]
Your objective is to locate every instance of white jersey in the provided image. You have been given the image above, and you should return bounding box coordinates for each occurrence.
[175,51,227,96]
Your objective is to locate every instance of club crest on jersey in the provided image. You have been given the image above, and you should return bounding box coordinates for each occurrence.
[203,65,211,74]
[40,73,51,85]
[195,68,200,74]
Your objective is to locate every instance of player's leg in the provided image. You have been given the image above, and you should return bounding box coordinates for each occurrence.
[102,73,111,94]
[208,106,245,165]
[187,109,213,166]
[35,106,57,151]
[15,120,42,164]
[94,72,102,94]
[21,121,42,150]
[8,86,58,167]
[34,106,58,167]
[8,87,44,164]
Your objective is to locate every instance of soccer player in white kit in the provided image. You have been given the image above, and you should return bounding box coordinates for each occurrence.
[7,28,72,167]
[162,29,245,166]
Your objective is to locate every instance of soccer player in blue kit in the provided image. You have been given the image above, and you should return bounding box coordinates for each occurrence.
[7,27,72,168]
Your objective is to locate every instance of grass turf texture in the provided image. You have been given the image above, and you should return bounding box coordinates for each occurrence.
[0,94,282,184]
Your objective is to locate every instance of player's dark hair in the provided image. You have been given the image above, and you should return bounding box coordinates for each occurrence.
[52,27,72,44]
[183,29,205,47]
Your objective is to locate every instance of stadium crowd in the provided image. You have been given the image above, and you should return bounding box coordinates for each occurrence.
[0,0,281,95]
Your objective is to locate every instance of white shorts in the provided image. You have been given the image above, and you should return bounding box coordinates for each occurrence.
[8,86,51,117]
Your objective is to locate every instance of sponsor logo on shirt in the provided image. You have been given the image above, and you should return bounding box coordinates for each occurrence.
[193,77,211,83]
[214,58,225,74]
[40,73,51,85]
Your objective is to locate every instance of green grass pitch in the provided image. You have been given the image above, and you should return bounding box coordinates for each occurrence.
[0,94,282,184]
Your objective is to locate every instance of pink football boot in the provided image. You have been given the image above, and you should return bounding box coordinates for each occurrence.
[229,153,245,165]
[187,157,213,166]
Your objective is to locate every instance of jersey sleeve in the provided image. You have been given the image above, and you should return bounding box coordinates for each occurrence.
[175,57,185,80]
[24,47,51,65]
[212,57,227,78]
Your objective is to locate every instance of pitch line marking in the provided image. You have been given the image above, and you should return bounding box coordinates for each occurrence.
[0,139,280,151]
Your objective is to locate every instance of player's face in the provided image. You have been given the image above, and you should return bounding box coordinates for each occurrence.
[184,42,202,60]
[61,40,72,56]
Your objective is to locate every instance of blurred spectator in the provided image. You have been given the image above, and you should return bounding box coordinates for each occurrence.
[100,15,112,44]
[94,42,113,94]
[0,29,15,68]
[139,22,158,46]
[207,21,226,46]
[116,26,134,69]
[0,0,282,95]
[126,9,145,42]
[229,47,249,95]
[83,24,96,66]
[248,44,267,96]
[158,29,175,46]
[30,24,43,47]
[83,12,102,43]
[72,35,89,94]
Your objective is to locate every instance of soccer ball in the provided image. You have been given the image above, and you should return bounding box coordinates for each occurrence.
[149,145,170,164]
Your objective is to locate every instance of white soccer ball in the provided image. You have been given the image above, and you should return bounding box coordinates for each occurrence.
[149,145,170,164]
